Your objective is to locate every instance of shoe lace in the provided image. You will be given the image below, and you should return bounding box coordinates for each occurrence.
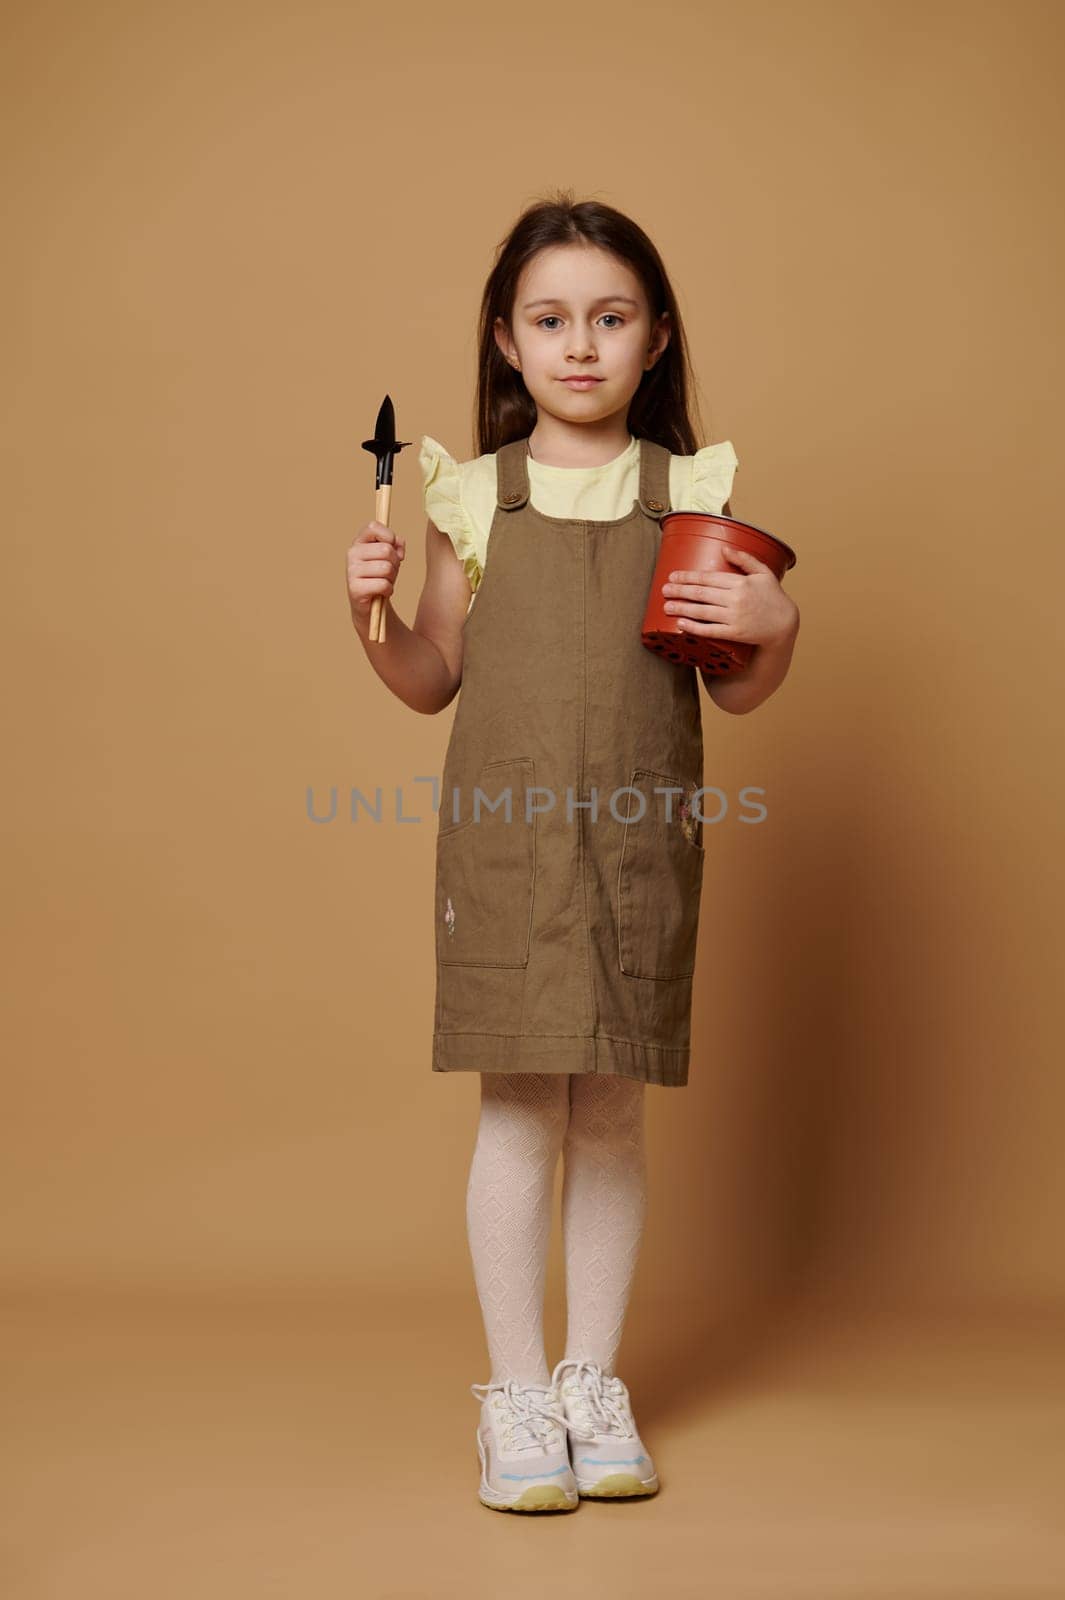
[552,1358,633,1440]
[469,1377,567,1452]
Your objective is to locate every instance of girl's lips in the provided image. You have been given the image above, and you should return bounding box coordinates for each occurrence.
[561,377,603,387]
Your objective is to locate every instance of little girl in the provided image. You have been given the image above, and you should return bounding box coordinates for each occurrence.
[346,192,799,1514]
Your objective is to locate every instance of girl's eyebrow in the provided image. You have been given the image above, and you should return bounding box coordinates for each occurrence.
[521,296,639,310]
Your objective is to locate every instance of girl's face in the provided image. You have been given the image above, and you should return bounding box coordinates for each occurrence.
[494,243,669,431]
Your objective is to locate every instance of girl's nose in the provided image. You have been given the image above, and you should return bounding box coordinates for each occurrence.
[565,330,597,360]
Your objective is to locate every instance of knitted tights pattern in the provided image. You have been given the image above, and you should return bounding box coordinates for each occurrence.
[465,1071,648,1387]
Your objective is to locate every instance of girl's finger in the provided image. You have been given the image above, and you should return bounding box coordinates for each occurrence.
[665,573,735,595]
[721,545,770,572]
[676,616,730,634]
[669,602,732,620]
[664,582,731,604]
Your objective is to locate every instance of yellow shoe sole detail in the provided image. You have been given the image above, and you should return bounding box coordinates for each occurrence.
[579,1472,658,1498]
[480,1484,577,1513]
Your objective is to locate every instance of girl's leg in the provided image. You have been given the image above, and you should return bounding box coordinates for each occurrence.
[465,1070,570,1387]
[560,1072,649,1376]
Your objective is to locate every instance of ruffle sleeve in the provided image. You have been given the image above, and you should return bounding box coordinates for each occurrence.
[418,434,483,593]
[686,440,739,515]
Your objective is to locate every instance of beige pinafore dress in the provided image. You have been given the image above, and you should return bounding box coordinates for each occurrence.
[432,435,705,1088]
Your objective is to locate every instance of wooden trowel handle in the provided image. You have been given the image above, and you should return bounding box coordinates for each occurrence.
[368,481,393,643]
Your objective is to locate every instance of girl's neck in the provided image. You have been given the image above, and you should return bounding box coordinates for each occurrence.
[527,419,635,470]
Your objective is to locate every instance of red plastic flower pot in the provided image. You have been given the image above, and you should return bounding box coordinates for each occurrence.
[642,511,797,675]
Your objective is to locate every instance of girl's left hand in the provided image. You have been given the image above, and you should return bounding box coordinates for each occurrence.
[661,545,798,648]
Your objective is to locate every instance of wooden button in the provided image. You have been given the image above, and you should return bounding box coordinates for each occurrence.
[502,491,521,504]
[646,497,664,511]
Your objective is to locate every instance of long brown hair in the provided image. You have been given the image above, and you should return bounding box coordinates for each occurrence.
[473,189,707,458]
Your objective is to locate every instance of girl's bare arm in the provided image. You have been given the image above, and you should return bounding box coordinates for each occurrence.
[347,517,471,715]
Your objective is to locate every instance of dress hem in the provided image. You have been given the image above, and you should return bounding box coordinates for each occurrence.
[432,1030,689,1088]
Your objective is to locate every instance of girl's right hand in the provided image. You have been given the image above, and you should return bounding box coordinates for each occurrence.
[346,520,406,632]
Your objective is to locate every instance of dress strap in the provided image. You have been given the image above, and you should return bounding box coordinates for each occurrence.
[495,438,531,510]
[635,436,672,520]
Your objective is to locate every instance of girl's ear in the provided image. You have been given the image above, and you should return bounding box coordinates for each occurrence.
[493,315,514,364]
[642,308,668,368]
[646,312,671,369]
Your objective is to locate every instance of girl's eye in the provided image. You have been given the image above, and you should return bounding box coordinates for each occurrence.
[535,314,625,330]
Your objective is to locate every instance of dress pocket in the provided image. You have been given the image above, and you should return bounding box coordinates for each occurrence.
[616,766,705,980]
[435,757,537,968]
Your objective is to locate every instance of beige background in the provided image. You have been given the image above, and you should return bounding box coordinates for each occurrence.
[3,1,1063,1596]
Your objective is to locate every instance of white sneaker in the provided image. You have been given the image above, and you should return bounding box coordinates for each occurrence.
[552,1358,660,1498]
[470,1376,580,1513]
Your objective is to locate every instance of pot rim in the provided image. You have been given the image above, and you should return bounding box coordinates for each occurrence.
[660,509,797,570]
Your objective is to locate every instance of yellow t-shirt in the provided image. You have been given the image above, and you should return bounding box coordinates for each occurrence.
[419,432,739,612]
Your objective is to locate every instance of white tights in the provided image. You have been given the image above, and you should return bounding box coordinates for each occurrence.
[465,1071,649,1387]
